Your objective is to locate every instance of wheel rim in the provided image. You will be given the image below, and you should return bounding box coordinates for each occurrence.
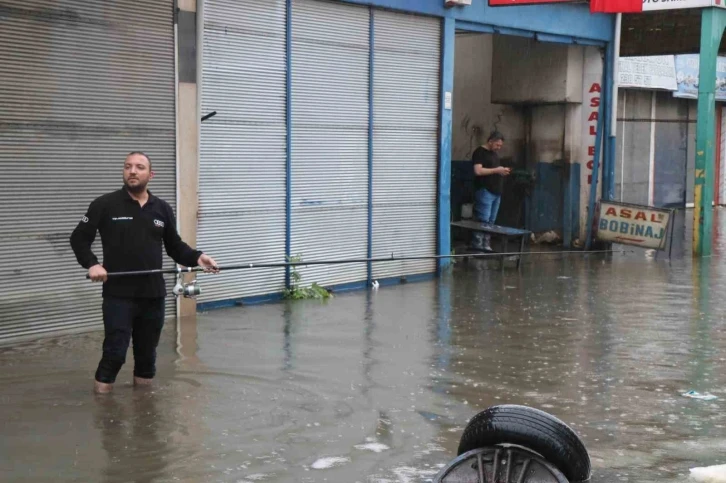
[433,445,571,483]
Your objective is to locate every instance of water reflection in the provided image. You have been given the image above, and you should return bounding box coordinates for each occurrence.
[94,391,171,483]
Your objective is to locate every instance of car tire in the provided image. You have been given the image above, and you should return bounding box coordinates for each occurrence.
[457,405,591,482]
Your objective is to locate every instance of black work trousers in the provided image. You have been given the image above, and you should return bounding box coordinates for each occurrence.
[95,296,166,384]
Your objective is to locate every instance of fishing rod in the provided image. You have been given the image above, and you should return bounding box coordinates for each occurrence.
[85,248,626,297]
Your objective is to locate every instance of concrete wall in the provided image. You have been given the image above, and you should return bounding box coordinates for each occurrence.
[177,0,199,317]
[491,36,583,105]
[530,105,566,164]
[452,33,525,162]
[578,46,604,241]
[527,105,568,234]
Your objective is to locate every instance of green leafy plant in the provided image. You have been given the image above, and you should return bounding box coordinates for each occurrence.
[283,255,332,300]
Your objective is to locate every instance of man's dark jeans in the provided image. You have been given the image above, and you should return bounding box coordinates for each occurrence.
[95,296,166,384]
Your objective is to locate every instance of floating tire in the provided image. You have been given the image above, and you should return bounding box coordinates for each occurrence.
[456,405,591,482]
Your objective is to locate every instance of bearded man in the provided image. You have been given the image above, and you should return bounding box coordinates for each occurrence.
[70,151,218,394]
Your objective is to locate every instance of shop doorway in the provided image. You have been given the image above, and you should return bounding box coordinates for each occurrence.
[450,30,588,248]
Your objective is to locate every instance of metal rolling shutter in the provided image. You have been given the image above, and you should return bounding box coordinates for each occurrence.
[0,0,176,343]
[291,0,370,287]
[198,0,287,302]
[372,10,440,280]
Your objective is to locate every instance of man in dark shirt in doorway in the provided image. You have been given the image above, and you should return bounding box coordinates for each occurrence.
[471,131,510,251]
[70,151,218,394]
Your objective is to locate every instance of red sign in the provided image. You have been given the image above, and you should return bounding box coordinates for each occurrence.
[590,0,642,12]
[489,0,576,5]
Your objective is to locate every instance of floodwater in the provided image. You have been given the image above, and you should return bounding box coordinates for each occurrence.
[3,210,726,483]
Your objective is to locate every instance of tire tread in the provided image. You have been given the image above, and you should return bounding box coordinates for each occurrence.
[457,405,591,482]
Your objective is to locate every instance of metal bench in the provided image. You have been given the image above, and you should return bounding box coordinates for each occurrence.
[451,220,531,270]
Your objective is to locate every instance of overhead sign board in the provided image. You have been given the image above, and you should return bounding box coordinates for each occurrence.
[490,0,725,9]
[617,54,726,102]
[642,0,713,10]
[673,54,726,101]
[596,201,671,250]
[618,56,677,90]
[492,0,720,7]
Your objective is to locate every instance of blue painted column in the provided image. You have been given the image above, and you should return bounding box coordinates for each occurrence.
[437,17,454,271]
[284,0,292,287]
[367,8,374,284]
[563,162,573,249]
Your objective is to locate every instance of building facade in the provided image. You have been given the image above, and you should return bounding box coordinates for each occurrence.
[616,55,726,210]
[0,0,614,342]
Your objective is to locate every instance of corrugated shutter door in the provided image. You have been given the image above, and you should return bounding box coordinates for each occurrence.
[0,0,176,343]
[291,0,369,287]
[198,0,287,302]
[372,11,440,280]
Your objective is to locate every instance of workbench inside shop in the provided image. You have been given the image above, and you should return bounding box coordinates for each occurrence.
[451,220,531,270]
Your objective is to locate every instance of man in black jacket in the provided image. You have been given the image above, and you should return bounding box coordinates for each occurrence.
[71,151,218,394]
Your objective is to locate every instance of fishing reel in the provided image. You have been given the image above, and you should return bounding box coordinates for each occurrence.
[173,273,201,299]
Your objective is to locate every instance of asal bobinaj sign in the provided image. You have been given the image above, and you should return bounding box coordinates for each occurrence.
[596,201,672,250]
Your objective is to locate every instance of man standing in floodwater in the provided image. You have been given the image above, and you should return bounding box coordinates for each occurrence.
[471,131,510,252]
[70,151,218,394]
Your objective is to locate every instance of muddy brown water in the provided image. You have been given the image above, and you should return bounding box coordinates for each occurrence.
[2,210,726,482]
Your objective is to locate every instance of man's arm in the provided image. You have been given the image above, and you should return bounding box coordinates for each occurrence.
[70,199,103,269]
[473,151,510,177]
[162,205,203,268]
[162,206,219,272]
[474,164,509,176]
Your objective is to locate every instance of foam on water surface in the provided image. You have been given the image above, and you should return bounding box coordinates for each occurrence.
[690,465,726,483]
[310,456,350,470]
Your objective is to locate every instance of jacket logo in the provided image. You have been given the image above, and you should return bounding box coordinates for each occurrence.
[154,219,165,228]
[81,216,89,223]
[112,217,133,221]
